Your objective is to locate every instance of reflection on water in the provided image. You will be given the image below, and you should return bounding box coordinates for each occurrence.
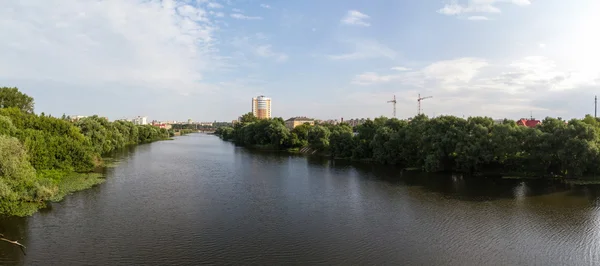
[2,134,600,265]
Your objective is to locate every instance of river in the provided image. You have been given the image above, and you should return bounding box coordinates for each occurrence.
[1,134,600,265]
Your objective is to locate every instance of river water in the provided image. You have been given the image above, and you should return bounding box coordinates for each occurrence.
[2,134,600,265]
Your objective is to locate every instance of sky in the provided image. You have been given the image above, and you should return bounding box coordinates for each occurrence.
[1,0,599,122]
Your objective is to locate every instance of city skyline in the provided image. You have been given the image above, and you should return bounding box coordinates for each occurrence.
[1,0,599,121]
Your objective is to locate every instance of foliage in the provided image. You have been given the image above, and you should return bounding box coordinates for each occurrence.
[0,135,57,216]
[215,112,600,178]
[0,87,34,113]
[0,87,169,216]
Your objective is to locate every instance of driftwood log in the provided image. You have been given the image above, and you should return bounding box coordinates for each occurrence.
[0,234,26,255]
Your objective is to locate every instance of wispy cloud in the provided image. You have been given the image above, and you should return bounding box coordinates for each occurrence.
[438,0,531,17]
[255,45,288,62]
[328,40,396,60]
[353,56,598,95]
[260,4,271,9]
[341,10,370,27]
[209,11,224,17]
[0,0,219,95]
[232,8,243,13]
[391,67,411,71]
[207,2,223,9]
[231,13,262,20]
[468,16,489,21]
[352,72,398,85]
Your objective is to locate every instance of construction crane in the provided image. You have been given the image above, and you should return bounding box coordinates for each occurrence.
[387,95,397,118]
[417,94,433,115]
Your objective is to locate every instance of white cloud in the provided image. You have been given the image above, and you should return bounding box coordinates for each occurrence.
[232,8,243,13]
[207,2,223,9]
[539,43,546,49]
[231,13,262,20]
[209,11,225,17]
[468,16,489,21]
[328,40,396,60]
[353,58,488,89]
[341,10,370,27]
[438,0,531,17]
[350,55,600,118]
[422,58,489,89]
[260,4,271,9]
[255,45,288,62]
[391,66,411,71]
[0,0,218,95]
[352,72,397,85]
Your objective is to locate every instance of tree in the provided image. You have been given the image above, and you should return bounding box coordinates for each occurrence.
[0,87,34,113]
[308,125,330,151]
[240,112,259,123]
[329,124,355,159]
[0,115,17,136]
[0,135,57,215]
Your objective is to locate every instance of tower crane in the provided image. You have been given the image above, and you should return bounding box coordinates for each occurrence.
[417,94,433,115]
[387,95,397,118]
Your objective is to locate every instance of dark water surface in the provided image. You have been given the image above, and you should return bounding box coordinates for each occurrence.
[2,134,600,265]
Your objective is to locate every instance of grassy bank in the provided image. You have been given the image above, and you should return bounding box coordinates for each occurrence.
[0,171,105,217]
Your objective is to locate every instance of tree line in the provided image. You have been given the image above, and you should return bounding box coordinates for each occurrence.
[216,112,600,179]
[0,87,170,216]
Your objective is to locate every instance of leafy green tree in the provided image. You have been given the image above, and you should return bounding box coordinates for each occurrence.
[0,87,34,113]
[329,124,355,158]
[0,135,57,215]
[240,112,259,123]
[308,125,330,151]
[0,115,17,136]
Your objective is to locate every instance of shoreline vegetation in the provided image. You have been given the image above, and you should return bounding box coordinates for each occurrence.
[0,87,171,217]
[215,112,600,184]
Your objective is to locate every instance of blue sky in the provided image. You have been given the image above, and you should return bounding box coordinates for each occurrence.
[1,0,599,122]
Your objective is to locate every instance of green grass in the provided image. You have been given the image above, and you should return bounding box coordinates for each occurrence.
[564,177,600,185]
[1,172,105,217]
[49,173,105,202]
[102,158,122,168]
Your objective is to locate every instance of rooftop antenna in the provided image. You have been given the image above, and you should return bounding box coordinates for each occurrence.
[387,95,397,118]
[418,94,433,115]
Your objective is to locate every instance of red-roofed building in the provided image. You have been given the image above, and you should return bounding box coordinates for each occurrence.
[516,118,541,128]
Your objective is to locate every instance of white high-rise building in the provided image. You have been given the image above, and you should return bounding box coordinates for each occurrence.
[132,116,148,125]
[252,95,272,119]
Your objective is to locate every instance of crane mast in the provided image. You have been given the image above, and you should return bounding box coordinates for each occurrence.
[387,95,397,118]
[417,94,433,115]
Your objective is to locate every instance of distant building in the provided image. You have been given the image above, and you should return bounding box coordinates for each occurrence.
[345,118,367,127]
[516,118,541,128]
[153,123,172,130]
[252,95,272,119]
[285,117,315,129]
[70,115,88,122]
[317,119,340,125]
[132,116,148,125]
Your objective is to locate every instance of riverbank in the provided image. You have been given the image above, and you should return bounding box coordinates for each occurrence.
[3,172,106,217]
[0,143,162,217]
[230,139,600,184]
[1,88,173,217]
